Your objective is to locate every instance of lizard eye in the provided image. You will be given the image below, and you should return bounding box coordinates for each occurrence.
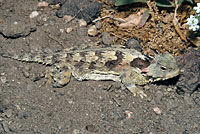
[160,66,166,71]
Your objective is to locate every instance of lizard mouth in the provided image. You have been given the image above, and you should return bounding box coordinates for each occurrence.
[163,69,180,80]
[141,67,180,80]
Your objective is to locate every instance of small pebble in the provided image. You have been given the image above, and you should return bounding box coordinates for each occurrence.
[29,11,39,18]
[125,38,142,52]
[42,17,48,21]
[125,110,133,119]
[63,15,73,22]
[68,100,73,104]
[88,25,98,36]
[102,32,113,45]
[65,27,73,33]
[85,124,98,133]
[0,76,7,83]
[14,21,18,25]
[167,88,173,92]
[0,72,5,76]
[109,100,114,105]
[60,29,64,33]
[22,70,30,78]
[2,121,10,133]
[95,21,102,29]
[4,109,12,118]
[37,1,49,8]
[73,129,81,134]
[79,19,87,27]
[153,107,162,114]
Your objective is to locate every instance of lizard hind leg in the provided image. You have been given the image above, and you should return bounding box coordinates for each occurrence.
[46,65,72,88]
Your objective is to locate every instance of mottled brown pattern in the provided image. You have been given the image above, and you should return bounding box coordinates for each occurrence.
[74,61,85,68]
[130,58,150,70]
[105,51,123,69]
[66,53,73,62]
[88,61,96,69]
[95,50,103,59]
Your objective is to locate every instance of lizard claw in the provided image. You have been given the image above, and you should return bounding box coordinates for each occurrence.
[129,87,147,99]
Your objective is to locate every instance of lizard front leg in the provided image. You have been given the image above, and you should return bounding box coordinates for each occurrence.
[120,67,148,98]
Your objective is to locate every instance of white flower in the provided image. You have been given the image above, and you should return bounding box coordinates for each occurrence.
[186,15,198,26]
[189,24,200,31]
[194,3,200,14]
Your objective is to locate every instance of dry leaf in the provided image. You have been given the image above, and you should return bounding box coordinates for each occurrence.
[114,9,149,28]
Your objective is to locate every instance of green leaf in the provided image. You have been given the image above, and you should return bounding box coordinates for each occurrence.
[185,0,193,4]
[115,0,147,6]
[177,0,193,5]
[177,0,184,5]
[156,0,174,7]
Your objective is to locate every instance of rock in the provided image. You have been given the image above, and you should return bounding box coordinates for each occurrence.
[3,109,12,118]
[125,38,142,52]
[102,32,113,45]
[153,107,162,114]
[37,1,49,8]
[60,29,64,33]
[0,76,6,84]
[79,19,87,27]
[55,0,102,23]
[72,129,85,134]
[63,15,73,22]
[95,21,102,29]
[1,121,10,133]
[175,48,200,93]
[88,25,98,36]
[65,27,73,33]
[29,11,39,19]
[0,20,36,38]
[85,124,98,133]
[22,69,30,78]
[0,95,10,111]
[125,110,133,119]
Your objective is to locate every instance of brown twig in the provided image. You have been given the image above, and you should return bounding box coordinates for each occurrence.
[44,31,64,48]
[65,9,82,24]
[173,0,188,43]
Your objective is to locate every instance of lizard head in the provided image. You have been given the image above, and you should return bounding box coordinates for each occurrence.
[142,52,179,81]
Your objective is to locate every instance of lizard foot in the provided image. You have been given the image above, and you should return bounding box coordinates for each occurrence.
[129,87,147,99]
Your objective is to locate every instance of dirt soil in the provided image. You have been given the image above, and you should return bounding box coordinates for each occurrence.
[0,0,199,134]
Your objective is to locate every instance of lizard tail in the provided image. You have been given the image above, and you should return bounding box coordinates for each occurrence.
[0,52,55,65]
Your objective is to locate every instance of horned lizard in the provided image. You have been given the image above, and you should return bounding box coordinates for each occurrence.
[1,44,179,98]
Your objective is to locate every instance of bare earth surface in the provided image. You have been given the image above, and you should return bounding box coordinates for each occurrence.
[0,0,199,134]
